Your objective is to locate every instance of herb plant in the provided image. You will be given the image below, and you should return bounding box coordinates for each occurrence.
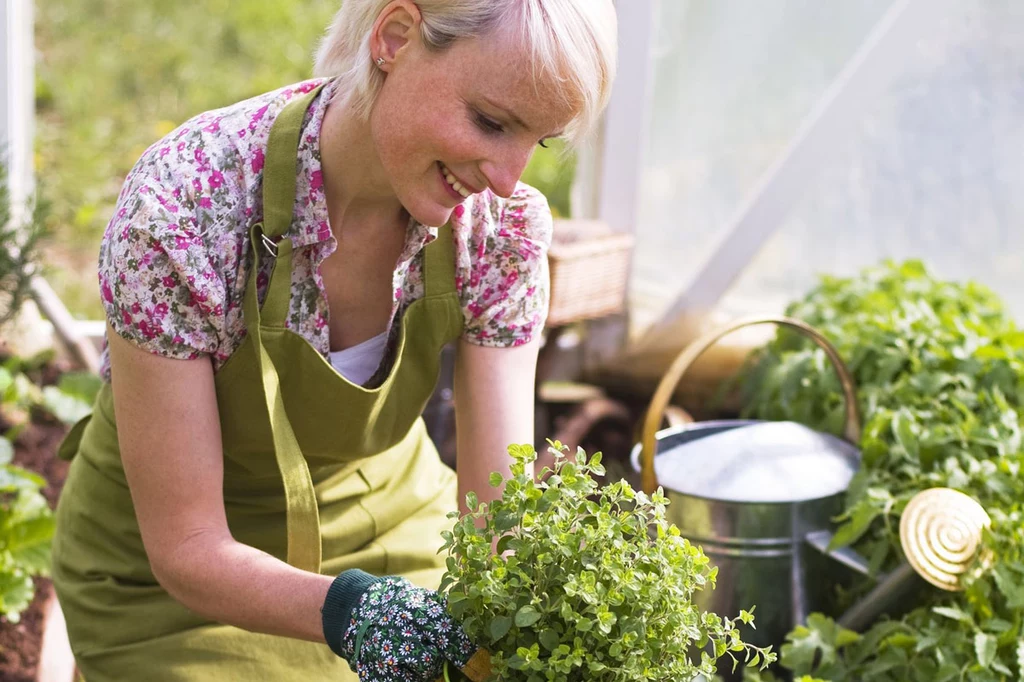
[0,162,48,329]
[740,260,1024,681]
[440,442,776,682]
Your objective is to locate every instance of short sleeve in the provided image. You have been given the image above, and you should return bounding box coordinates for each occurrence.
[460,184,553,347]
[98,142,228,361]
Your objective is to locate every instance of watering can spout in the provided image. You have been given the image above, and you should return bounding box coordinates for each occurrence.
[804,530,873,576]
[806,488,992,632]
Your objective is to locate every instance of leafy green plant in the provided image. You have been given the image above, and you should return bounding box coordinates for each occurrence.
[440,442,776,682]
[0,364,62,625]
[0,356,100,625]
[740,260,1024,681]
[0,443,55,623]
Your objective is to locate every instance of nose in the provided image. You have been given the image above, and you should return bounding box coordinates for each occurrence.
[480,144,534,199]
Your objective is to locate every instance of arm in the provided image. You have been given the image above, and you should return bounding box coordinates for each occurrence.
[453,336,541,511]
[107,325,333,642]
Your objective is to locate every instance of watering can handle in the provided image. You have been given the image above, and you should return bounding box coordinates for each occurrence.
[639,315,861,495]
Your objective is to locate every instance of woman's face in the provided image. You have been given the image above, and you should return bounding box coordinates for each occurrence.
[370,28,577,227]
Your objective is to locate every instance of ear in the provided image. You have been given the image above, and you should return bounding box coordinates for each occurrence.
[371,0,423,71]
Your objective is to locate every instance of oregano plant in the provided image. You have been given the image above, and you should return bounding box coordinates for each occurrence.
[439,442,776,681]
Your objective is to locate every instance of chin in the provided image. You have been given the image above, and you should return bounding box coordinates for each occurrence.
[405,199,455,228]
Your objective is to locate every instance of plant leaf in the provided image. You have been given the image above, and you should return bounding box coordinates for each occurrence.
[490,616,512,642]
[974,632,997,669]
[514,605,541,628]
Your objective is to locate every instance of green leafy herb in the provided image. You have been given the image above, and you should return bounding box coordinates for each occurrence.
[440,442,776,681]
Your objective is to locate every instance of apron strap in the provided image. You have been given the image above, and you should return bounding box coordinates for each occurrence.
[256,83,325,330]
[423,224,456,298]
[241,84,327,574]
[263,85,323,239]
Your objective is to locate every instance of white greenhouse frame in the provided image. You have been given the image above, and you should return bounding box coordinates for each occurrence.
[582,0,949,351]
[1,0,34,212]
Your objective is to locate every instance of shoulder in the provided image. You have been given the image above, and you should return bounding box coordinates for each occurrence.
[126,79,330,200]
[451,183,554,347]
[454,182,553,258]
[97,81,325,365]
[104,79,333,262]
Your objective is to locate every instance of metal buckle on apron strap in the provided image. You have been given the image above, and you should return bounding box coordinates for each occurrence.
[260,232,280,258]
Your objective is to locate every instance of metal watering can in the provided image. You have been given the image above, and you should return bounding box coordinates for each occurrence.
[632,316,991,677]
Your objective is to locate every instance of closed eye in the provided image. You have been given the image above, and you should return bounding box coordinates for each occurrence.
[474,112,505,135]
[474,108,554,148]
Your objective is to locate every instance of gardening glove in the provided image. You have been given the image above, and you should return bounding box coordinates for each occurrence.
[321,569,478,682]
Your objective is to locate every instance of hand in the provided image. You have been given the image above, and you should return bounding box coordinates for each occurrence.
[323,571,477,681]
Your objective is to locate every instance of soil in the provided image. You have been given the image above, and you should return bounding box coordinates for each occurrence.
[0,419,71,682]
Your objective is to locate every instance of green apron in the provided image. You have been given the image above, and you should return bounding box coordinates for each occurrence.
[52,85,464,681]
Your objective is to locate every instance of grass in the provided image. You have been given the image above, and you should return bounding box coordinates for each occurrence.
[35,0,575,320]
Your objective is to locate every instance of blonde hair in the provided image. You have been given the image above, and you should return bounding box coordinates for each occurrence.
[313,0,618,144]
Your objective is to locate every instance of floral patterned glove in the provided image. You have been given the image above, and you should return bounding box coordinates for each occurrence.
[322,570,477,681]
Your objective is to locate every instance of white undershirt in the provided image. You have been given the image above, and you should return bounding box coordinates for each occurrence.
[327,330,389,386]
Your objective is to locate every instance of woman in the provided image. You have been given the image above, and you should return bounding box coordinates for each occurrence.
[51,0,616,679]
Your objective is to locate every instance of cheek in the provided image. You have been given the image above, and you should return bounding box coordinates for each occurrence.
[372,81,487,170]
[370,99,423,173]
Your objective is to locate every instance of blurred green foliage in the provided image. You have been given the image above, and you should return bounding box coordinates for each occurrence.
[35,0,576,320]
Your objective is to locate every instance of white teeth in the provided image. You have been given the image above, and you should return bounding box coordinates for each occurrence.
[441,164,472,198]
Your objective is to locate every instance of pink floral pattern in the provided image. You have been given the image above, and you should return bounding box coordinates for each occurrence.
[97,79,552,380]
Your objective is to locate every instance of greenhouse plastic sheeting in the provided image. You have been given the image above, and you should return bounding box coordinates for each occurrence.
[632,0,1024,330]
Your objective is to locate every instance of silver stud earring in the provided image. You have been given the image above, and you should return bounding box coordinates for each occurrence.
[375,57,386,67]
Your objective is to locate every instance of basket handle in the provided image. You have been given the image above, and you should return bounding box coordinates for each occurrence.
[639,316,861,495]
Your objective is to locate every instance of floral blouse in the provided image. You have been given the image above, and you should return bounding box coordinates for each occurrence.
[97,79,552,381]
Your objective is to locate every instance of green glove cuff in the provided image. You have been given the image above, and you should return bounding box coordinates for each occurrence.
[321,569,384,658]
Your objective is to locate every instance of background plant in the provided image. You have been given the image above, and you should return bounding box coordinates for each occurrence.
[35,0,576,320]
[0,435,53,623]
[0,154,101,621]
[739,260,1024,681]
[0,355,100,624]
[440,443,775,682]
[0,162,48,329]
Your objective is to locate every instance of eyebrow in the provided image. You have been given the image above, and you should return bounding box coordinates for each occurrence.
[481,96,531,129]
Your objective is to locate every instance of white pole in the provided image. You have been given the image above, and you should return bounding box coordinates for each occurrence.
[0,0,35,213]
[573,0,658,234]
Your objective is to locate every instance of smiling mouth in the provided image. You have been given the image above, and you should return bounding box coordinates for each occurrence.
[439,162,474,199]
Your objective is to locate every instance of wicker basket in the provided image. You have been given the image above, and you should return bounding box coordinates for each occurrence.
[546,219,634,327]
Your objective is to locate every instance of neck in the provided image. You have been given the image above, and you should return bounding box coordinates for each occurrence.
[319,94,406,233]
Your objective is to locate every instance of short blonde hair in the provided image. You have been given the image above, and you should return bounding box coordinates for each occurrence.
[313,0,618,144]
